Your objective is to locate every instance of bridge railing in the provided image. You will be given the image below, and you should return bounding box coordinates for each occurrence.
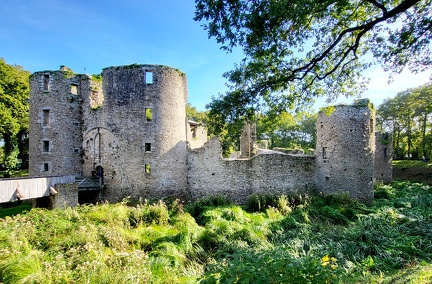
[75,177,103,190]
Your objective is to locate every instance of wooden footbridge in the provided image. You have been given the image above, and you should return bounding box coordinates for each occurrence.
[0,176,103,204]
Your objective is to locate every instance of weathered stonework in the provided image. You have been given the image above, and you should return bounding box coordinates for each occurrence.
[187,138,315,203]
[239,122,258,159]
[29,69,83,176]
[315,100,375,202]
[29,64,391,204]
[51,183,79,208]
[186,121,208,149]
[30,64,188,202]
[374,132,393,184]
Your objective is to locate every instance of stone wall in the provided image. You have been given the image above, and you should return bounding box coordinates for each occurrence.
[188,138,316,203]
[239,122,258,159]
[81,65,189,201]
[51,182,79,208]
[186,121,208,149]
[29,64,386,205]
[374,132,393,183]
[29,70,83,176]
[315,100,375,202]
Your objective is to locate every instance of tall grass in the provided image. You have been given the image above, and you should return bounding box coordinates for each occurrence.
[0,181,431,283]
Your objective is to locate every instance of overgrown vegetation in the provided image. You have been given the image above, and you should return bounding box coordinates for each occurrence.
[1,181,431,283]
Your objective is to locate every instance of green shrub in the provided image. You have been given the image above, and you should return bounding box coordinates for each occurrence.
[319,206,349,225]
[246,193,278,212]
[185,195,232,225]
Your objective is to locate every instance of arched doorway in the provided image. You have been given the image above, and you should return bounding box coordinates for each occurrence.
[95,165,104,185]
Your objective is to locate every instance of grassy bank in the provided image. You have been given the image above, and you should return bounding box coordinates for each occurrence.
[393,160,432,184]
[0,181,431,283]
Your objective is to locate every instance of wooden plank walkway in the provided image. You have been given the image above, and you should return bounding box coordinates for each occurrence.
[0,176,75,203]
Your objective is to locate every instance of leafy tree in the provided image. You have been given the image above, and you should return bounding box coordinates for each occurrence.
[186,102,209,124]
[195,0,432,122]
[377,83,432,160]
[257,111,317,151]
[0,58,30,176]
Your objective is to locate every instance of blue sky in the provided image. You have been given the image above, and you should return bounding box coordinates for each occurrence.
[1,0,430,111]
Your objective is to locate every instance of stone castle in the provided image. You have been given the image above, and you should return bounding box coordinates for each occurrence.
[29,64,392,204]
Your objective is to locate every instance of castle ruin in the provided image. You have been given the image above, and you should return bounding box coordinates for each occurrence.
[29,64,391,204]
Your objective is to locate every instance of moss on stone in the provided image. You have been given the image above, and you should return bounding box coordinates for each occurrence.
[320,106,336,116]
[91,74,102,82]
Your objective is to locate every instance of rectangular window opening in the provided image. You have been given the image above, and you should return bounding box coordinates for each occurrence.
[73,148,80,153]
[145,143,152,152]
[43,141,50,152]
[145,108,153,122]
[70,84,78,95]
[145,71,153,84]
[370,119,374,133]
[191,126,197,138]
[43,109,50,126]
[43,163,49,172]
[44,74,50,91]
[145,164,151,173]
[322,147,328,159]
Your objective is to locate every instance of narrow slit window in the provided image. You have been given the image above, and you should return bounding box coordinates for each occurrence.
[43,141,50,152]
[43,110,50,126]
[370,119,374,133]
[44,74,50,91]
[145,143,152,152]
[43,163,49,172]
[145,164,151,173]
[145,71,153,84]
[145,108,152,122]
[322,147,328,159]
[70,84,78,95]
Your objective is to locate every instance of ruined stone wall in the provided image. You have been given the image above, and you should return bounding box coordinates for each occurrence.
[29,64,382,205]
[188,138,316,203]
[239,122,258,159]
[51,182,79,208]
[374,132,393,184]
[29,70,83,176]
[186,122,208,149]
[315,100,375,201]
[81,65,188,201]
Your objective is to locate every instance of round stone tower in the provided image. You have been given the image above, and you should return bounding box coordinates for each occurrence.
[29,67,84,177]
[80,64,189,201]
[315,99,375,202]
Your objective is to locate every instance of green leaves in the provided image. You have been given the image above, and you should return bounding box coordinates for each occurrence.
[0,58,30,174]
[377,82,432,160]
[196,0,431,125]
